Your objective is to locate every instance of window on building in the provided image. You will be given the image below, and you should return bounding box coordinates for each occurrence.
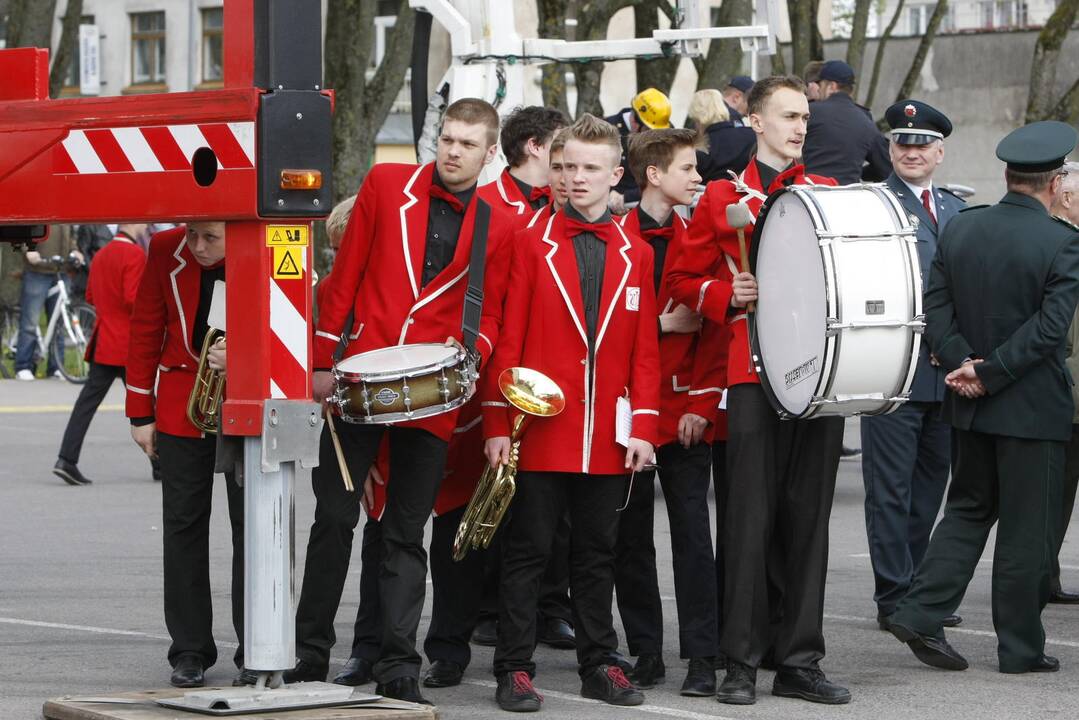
[64,15,96,89]
[202,7,223,84]
[131,11,166,85]
[371,1,400,69]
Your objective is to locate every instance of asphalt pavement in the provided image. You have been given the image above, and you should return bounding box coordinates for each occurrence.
[1,378,1078,719]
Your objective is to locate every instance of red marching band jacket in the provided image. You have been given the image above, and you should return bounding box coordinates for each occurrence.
[617,209,728,446]
[86,234,146,367]
[482,210,661,475]
[666,161,836,389]
[125,227,207,437]
[314,162,515,443]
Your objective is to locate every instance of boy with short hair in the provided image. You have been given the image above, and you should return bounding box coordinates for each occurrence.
[614,129,726,696]
[483,113,661,712]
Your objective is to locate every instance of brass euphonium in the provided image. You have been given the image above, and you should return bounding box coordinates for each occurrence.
[187,328,225,434]
[453,367,565,562]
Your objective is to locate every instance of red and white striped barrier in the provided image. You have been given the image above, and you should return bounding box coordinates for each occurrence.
[53,121,255,175]
[268,247,310,400]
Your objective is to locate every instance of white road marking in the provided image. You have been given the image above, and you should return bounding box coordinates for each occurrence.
[0,615,737,720]
[848,553,1079,571]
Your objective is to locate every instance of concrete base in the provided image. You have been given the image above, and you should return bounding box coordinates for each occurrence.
[43,688,438,720]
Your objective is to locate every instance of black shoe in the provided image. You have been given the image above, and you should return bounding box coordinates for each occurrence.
[889,621,968,671]
[716,662,756,705]
[628,653,665,688]
[772,666,851,705]
[1030,655,1060,673]
[53,458,91,486]
[537,617,575,649]
[495,671,542,712]
[840,445,861,460]
[283,659,328,683]
[170,655,205,688]
[233,668,259,687]
[376,676,432,705]
[680,657,717,697]
[580,665,644,706]
[333,657,374,686]
[610,651,634,674]
[472,618,498,646]
[423,659,464,688]
[1050,589,1079,604]
[942,614,962,627]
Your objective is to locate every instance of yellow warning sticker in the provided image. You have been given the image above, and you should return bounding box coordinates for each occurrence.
[266,225,309,247]
[273,246,304,279]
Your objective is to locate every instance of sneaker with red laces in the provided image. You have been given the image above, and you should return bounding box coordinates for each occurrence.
[580,664,645,706]
[496,671,542,712]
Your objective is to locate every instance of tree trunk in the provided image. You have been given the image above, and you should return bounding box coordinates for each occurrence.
[809,0,824,62]
[5,0,57,49]
[572,0,636,116]
[1049,75,1079,124]
[893,0,947,102]
[789,0,815,77]
[864,0,907,107]
[324,0,414,200]
[693,0,750,89]
[846,0,872,82]
[537,0,571,118]
[1025,0,1079,122]
[634,1,679,95]
[49,0,84,98]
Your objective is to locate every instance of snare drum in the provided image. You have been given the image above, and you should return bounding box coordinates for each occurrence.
[332,343,478,424]
[750,184,923,419]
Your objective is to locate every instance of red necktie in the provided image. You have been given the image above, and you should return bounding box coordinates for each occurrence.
[529,185,552,204]
[921,189,936,224]
[429,185,466,213]
[563,215,619,245]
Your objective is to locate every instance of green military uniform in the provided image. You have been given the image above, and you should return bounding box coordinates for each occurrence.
[892,121,1079,673]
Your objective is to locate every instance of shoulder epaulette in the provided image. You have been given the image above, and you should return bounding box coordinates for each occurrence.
[1052,214,1079,232]
[939,187,966,201]
[958,204,989,213]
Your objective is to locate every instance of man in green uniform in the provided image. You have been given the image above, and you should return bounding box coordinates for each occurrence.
[887,121,1079,674]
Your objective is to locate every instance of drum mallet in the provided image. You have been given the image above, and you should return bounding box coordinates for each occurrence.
[726,202,755,313]
[324,409,354,492]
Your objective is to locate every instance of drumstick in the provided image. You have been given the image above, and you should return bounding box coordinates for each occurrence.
[726,203,755,313]
[325,409,354,492]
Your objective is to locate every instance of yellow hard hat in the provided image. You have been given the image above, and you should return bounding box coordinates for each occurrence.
[632,88,672,129]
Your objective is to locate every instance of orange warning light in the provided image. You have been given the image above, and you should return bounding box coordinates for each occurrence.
[280,169,323,190]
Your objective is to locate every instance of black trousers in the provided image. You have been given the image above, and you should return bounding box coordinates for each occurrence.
[157,432,243,669]
[893,429,1062,672]
[494,471,626,678]
[294,421,446,682]
[1051,425,1079,593]
[615,441,717,659]
[58,362,124,464]
[478,515,575,626]
[861,401,951,615]
[348,506,488,669]
[720,384,843,670]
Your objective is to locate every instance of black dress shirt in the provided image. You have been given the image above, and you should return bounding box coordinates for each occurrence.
[511,174,549,211]
[756,158,794,193]
[422,172,475,287]
[566,204,608,356]
[636,208,672,293]
[193,264,225,350]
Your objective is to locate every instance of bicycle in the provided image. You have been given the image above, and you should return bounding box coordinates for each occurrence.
[4,254,96,383]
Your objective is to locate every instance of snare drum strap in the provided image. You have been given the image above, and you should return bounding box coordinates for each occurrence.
[462,199,491,356]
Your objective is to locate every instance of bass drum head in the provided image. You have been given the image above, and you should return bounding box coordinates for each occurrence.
[338,343,457,378]
[752,191,828,417]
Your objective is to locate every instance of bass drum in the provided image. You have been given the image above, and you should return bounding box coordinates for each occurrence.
[749,183,923,419]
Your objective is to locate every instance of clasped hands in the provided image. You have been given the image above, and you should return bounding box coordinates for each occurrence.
[946,359,986,399]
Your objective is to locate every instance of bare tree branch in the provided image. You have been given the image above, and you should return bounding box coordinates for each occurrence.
[863,0,907,107]
[49,0,83,98]
[1025,0,1079,122]
[893,0,947,103]
[845,0,872,82]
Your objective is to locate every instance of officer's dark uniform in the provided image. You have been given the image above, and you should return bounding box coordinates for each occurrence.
[861,101,966,625]
[802,60,890,184]
[890,121,1079,674]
